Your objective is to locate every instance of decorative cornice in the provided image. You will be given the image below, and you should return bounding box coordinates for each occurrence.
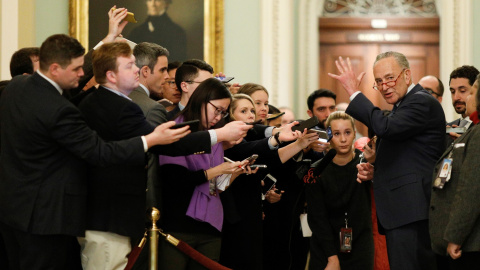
[323,0,438,17]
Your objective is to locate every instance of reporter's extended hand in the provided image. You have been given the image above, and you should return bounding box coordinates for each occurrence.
[103,6,129,43]
[279,121,300,141]
[216,121,251,144]
[265,187,283,203]
[309,140,330,153]
[296,130,319,149]
[447,125,462,140]
[144,121,190,147]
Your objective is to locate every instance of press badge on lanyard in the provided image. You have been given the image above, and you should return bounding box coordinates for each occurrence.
[339,212,352,253]
[433,152,453,189]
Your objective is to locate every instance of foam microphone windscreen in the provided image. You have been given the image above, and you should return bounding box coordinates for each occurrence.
[313,149,337,176]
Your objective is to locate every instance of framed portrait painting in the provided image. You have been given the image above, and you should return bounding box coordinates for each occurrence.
[69,0,224,72]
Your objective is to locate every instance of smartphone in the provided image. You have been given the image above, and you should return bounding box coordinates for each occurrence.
[171,119,200,132]
[262,174,277,194]
[367,135,377,148]
[215,76,234,83]
[125,11,138,23]
[112,8,138,23]
[326,127,333,142]
[446,127,466,134]
[308,129,328,142]
[292,116,319,132]
[249,164,267,169]
[245,119,263,125]
[244,154,258,164]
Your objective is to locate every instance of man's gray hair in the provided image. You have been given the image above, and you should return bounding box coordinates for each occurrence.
[133,42,169,73]
[374,51,410,69]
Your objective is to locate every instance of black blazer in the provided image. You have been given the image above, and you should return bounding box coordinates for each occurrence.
[0,74,145,237]
[346,85,445,230]
[78,87,211,238]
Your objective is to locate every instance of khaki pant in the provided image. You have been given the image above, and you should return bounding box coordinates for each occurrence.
[78,230,131,270]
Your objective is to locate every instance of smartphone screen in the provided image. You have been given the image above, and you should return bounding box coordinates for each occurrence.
[262,174,277,194]
[215,77,234,83]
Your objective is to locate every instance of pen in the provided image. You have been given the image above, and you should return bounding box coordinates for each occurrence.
[223,157,244,169]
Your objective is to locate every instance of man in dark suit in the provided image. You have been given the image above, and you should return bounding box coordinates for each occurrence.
[329,52,445,270]
[0,31,195,270]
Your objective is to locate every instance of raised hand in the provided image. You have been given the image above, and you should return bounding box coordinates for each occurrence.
[328,56,366,96]
[103,6,129,43]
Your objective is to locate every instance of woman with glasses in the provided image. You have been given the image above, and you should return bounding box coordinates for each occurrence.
[157,78,251,270]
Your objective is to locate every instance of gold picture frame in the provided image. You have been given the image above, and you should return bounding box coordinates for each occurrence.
[68,0,224,72]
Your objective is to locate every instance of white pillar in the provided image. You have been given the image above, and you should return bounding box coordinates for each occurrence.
[260,0,294,108]
[437,0,472,122]
[0,0,19,80]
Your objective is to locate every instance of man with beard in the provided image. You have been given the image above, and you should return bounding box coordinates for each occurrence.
[448,66,479,126]
[303,89,336,161]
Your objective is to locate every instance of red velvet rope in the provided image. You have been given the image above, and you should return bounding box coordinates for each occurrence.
[176,240,232,270]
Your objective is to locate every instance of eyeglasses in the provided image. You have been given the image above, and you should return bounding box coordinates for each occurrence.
[164,81,176,87]
[185,81,204,84]
[373,68,406,91]
[425,88,441,97]
[209,101,229,118]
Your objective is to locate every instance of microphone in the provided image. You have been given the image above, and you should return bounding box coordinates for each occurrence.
[312,149,337,176]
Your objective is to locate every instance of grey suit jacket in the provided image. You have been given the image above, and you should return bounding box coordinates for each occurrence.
[128,86,168,125]
[429,123,480,255]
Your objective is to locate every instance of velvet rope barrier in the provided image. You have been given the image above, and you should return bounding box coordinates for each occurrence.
[124,207,232,270]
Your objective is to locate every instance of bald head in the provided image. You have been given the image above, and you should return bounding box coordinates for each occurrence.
[418,75,443,103]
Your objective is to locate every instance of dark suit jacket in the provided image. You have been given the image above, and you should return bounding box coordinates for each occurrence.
[78,87,210,238]
[0,74,145,237]
[166,104,181,120]
[346,85,445,230]
[429,124,480,254]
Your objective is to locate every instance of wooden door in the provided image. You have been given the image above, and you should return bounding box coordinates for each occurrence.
[319,17,439,136]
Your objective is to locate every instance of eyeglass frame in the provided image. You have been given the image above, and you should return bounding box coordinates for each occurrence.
[372,68,407,91]
[208,101,229,118]
[425,88,441,97]
[185,80,204,84]
[164,80,177,87]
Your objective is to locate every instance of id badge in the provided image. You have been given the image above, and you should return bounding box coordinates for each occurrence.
[433,158,452,189]
[339,227,352,253]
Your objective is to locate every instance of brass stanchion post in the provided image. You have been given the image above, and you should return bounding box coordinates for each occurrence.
[148,207,160,270]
